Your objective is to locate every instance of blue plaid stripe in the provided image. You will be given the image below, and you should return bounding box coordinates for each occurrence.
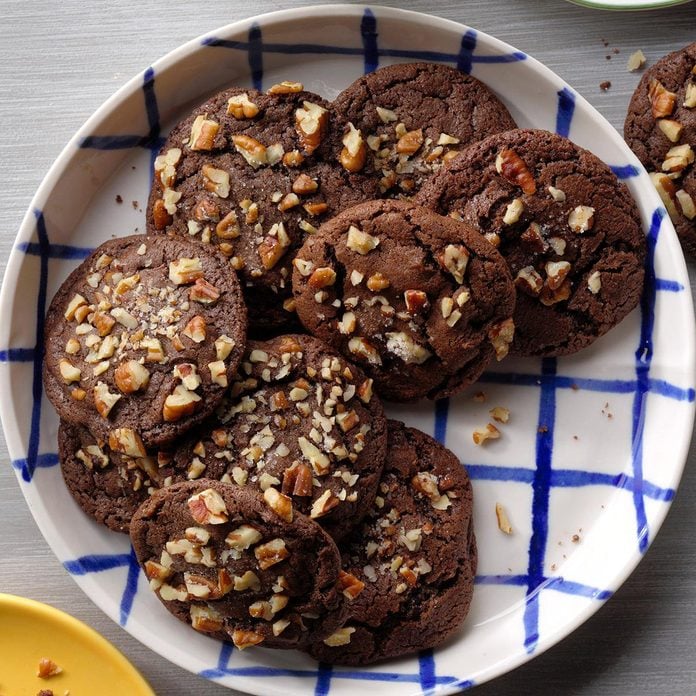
[5,7,692,694]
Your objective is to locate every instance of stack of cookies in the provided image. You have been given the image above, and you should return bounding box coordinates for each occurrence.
[42,61,645,664]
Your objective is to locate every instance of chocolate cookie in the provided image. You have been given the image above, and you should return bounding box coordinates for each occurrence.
[307,420,476,665]
[130,479,343,650]
[331,62,517,198]
[417,129,646,357]
[291,200,516,401]
[624,42,696,256]
[176,334,387,541]
[59,421,198,533]
[147,84,377,333]
[43,234,247,449]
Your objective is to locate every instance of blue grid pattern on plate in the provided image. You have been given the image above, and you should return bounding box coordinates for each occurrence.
[5,7,694,695]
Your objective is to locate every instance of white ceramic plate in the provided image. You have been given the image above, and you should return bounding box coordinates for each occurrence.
[1,5,694,694]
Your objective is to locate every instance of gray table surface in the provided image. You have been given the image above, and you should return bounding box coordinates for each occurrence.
[2,0,696,693]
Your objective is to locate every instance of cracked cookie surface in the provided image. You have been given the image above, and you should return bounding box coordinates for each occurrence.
[306,420,476,665]
[146,85,376,333]
[59,420,211,534]
[130,479,344,650]
[417,129,645,357]
[292,199,515,401]
[176,334,387,542]
[624,42,696,256]
[43,234,247,449]
[331,62,517,198]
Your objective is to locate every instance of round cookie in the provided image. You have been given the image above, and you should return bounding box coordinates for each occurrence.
[624,42,696,256]
[59,420,223,534]
[416,129,646,357]
[43,234,247,449]
[147,84,377,333]
[291,200,516,402]
[130,479,344,650]
[176,334,387,541]
[331,62,517,198]
[307,420,476,665]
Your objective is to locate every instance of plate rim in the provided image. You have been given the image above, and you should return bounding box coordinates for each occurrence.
[0,592,155,693]
[1,3,694,694]
[566,0,692,9]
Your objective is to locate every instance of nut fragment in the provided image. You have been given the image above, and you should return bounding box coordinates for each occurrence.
[234,570,261,592]
[627,49,646,72]
[348,337,382,366]
[64,293,87,321]
[114,360,150,393]
[187,488,229,525]
[676,189,696,219]
[488,318,515,361]
[93,382,121,418]
[152,199,172,229]
[189,114,219,150]
[404,289,428,313]
[227,92,260,119]
[232,629,265,650]
[684,82,696,109]
[648,78,677,118]
[472,423,501,445]
[568,206,595,233]
[202,164,230,198]
[495,148,536,194]
[258,225,290,270]
[232,134,268,169]
[295,101,329,154]
[548,186,566,202]
[226,525,263,550]
[489,406,510,423]
[183,315,207,343]
[657,119,684,143]
[169,258,203,285]
[366,272,390,291]
[662,143,695,173]
[190,278,221,304]
[59,359,81,384]
[323,627,356,647]
[108,427,146,457]
[190,604,224,632]
[515,266,543,296]
[396,128,424,155]
[337,311,357,335]
[385,332,431,365]
[649,172,679,219]
[263,487,293,522]
[308,267,337,289]
[154,147,182,188]
[163,384,201,422]
[376,106,398,123]
[282,462,313,497]
[310,489,340,518]
[37,657,62,678]
[292,173,319,195]
[298,436,330,475]
[503,198,525,225]
[340,123,367,173]
[587,270,602,294]
[545,260,571,290]
[254,538,289,570]
[268,80,303,94]
[346,226,379,255]
[495,502,513,534]
[439,244,469,284]
[337,570,365,600]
